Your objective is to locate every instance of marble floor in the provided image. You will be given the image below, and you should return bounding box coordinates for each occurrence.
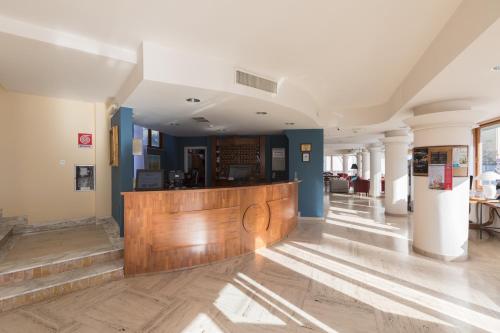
[0,223,118,274]
[1,194,500,332]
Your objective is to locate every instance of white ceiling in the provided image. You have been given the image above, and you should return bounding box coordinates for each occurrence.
[0,0,460,112]
[406,18,500,123]
[0,31,134,103]
[1,0,498,142]
[128,81,319,136]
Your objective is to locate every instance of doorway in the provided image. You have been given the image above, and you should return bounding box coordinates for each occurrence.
[184,146,207,187]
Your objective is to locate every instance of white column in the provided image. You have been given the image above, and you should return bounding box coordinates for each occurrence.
[356,152,363,176]
[362,150,370,179]
[382,131,411,215]
[406,108,475,261]
[342,154,350,174]
[369,145,383,197]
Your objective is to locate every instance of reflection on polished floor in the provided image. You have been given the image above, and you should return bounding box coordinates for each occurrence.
[1,194,500,332]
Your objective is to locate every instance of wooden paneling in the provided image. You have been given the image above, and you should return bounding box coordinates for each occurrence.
[122,181,299,275]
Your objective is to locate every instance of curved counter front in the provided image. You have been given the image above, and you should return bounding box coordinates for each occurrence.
[122,181,299,275]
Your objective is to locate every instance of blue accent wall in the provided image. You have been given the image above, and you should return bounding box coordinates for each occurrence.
[111,107,134,237]
[284,129,324,217]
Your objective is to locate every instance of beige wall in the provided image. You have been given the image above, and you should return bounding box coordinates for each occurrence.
[0,88,111,224]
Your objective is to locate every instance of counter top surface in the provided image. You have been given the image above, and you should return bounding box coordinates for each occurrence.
[122,180,300,195]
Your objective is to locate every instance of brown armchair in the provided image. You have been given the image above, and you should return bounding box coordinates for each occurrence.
[353,178,370,196]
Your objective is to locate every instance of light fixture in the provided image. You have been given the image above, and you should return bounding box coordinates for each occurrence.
[285,122,295,125]
[492,65,500,71]
[169,122,180,126]
[256,111,268,115]
[186,97,201,103]
[216,128,227,133]
[132,138,143,156]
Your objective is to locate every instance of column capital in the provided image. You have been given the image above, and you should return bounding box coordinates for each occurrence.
[404,105,478,131]
[368,143,384,152]
[381,136,412,145]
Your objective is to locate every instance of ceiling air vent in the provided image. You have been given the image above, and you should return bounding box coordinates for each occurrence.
[192,117,210,123]
[236,70,277,94]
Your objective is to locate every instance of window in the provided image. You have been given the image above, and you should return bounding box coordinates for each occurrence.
[332,156,343,173]
[480,123,500,173]
[474,119,500,193]
[324,156,332,172]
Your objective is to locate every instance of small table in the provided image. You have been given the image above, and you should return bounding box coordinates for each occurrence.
[469,197,500,239]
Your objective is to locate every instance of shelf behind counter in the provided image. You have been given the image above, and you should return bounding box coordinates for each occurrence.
[121,180,299,275]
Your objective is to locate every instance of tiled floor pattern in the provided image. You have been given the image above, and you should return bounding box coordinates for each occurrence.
[0,194,499,332]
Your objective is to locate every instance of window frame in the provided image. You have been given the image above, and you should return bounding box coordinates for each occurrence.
[473,117,500,176]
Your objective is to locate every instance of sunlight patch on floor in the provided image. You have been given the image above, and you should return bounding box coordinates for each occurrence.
[214,283,285,325]
[325,217,408,240]
[236,273,339,333]
[327,211,400,230]
[256,247,455,327]
[276,243,500,332]
[181,313,224,333]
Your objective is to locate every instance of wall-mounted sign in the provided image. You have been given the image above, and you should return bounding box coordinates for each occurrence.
[302,152,310,162]
[75,165,95,191]
[300,143,312,152]
[413,145,469,179]
[272,147,286,171]
[428,147,453,190]
[78,133,93,148]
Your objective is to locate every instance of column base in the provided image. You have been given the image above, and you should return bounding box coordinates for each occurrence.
[412,245,468,262]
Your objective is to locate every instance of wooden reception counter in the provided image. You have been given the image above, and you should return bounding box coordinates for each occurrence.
[122,181,299,275]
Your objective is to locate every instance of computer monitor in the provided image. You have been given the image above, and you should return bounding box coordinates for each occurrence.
[228,165,253,181]
[136,169,164,191]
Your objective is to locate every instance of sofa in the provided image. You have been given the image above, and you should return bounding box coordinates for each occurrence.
[330,178,350,193]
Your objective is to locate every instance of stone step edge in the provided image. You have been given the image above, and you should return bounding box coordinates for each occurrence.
[0,261,124,312]
[0,248,123,285]
[0,226,13,249]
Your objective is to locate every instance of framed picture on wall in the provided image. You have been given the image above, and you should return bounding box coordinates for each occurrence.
[302,152,310,162]
[147,154,161,170]
[300,143,312,152]
[75,165,95,191]
[413,147,429,176]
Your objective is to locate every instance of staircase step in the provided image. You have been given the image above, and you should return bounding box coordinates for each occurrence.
[0,259,123,312]
[0,248,123,285]
[0,226,13,250]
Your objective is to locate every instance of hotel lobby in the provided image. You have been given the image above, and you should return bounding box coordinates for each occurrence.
[0,1,500,332]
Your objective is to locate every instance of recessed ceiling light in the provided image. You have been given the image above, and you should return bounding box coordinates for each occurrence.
[186,97,201,103]
[285,122,295,125]
[492,65,500,71]
[256,111,268,115]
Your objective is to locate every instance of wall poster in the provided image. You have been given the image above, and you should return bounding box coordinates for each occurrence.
[413,147,429,176]
[75,165,95,191]
[428,147,453,190]
[452,146,468,177]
